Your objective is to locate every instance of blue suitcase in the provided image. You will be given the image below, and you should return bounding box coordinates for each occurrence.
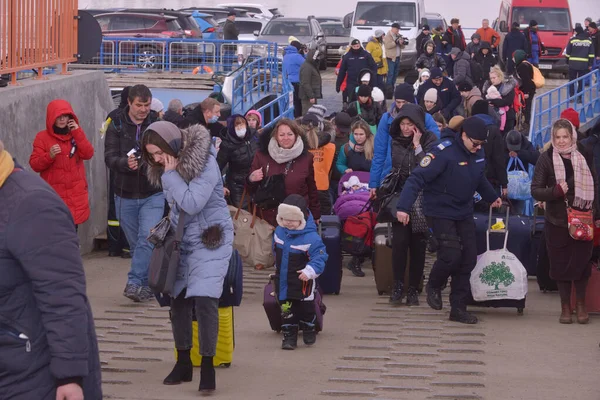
[317,215,343,295]
[220,249,243,307]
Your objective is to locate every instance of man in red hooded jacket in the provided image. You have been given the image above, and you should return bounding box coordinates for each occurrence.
[29,99,94,229]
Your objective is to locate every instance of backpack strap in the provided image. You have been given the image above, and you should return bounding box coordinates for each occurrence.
[344,143,350,157]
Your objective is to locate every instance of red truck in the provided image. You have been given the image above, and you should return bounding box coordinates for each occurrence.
[494,0,573,76]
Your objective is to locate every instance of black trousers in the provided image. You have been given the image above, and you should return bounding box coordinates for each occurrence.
[524,92,535,126]
[391,222,427,288]
[568,69,587,98]
[107,171,130,254]
[428,217,477,310]
[292,83,302,118]
[281,299,315,326]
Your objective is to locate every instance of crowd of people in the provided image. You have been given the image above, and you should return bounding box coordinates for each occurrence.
[2,12,600,400]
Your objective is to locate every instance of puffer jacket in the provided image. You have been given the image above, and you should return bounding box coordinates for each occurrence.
[0,165,101,400]
[217,114,260,206]
[146,124,234,299]
[388,104,438,184]
[274,213,327,301]
[283,45,305,84]
[531,145,599,228]
[104,107,161,199]
[247,132,321,227]
[462,86,484,117]
[299,49,323,101]
[346,98,384,128]
[452,50,474,86]
[415,40,446,71]
[482,77,517,125]
[365,37,388,75]
[29,100,94,224]
[466,33,482,56]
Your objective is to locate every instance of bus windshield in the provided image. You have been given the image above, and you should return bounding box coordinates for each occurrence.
[512,7,571,32]
[354,2,416,27]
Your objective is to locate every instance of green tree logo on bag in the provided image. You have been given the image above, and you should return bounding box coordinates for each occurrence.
[479,261,515,290]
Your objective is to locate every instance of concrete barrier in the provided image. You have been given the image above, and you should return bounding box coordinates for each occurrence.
[0,71,114,253]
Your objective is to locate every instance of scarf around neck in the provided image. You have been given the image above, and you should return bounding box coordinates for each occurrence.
[0,150,15,188]
[268,136,304,164]
[349,141,364,153]
[552,127,594,209]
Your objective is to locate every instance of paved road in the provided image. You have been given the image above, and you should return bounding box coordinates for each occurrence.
[85,252,598,400]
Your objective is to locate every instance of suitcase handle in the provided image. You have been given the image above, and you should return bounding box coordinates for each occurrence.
[487,205,509,251]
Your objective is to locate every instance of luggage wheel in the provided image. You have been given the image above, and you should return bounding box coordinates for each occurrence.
[334,291,340,295]
[517,308,524,316]
[222,363,231,368]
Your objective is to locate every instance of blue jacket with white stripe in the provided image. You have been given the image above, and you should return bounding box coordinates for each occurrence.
[273,213,328,301]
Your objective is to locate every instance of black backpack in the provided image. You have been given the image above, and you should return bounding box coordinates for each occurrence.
[469,59,484,85]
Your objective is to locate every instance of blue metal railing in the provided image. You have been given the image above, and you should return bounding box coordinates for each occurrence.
[77,37,279,73]
[530,69,600,148]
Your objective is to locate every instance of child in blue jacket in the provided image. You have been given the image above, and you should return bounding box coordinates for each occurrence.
[273,194,328,350]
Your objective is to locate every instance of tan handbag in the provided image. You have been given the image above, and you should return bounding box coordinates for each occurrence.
[229,190,275,269]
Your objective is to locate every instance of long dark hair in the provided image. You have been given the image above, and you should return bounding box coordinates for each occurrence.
[141,130,177,167]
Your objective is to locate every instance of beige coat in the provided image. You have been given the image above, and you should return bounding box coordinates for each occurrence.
[384,30,404,59]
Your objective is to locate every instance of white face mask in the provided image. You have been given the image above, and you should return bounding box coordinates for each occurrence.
[235,127,247,138]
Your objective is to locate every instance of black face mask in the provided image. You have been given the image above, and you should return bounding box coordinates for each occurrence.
[53,125,70,135]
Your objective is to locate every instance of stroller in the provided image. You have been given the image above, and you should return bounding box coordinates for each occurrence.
[333,172,376,277]
[333,171,372,220]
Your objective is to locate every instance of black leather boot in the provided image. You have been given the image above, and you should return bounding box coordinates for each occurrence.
[300,318,317,345]
[163,350,193,385]
[449,308,478,324]
[425,282,443,310]
[389,280,404,305]
[281,324,299,350]
[347,256,366,277]
[198,356,215,392]
[406,286,419,306]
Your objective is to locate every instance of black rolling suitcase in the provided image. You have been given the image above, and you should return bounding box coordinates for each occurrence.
[317,215,343,295]
[470,207,526,315]
[531,207,557,292]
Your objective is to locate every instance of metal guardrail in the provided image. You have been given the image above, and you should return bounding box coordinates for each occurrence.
[0,0,78,84]
[74,37,279,73]
[530,69,600,148]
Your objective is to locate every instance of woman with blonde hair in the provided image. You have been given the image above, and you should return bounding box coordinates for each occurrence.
[531,119,599,324]
[336,120,375,175]
[482,65,517,133]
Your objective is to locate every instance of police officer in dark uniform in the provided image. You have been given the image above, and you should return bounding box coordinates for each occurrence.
[396,117,502,324]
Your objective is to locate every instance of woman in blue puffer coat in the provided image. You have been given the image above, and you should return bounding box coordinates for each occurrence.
[142,121,233,393]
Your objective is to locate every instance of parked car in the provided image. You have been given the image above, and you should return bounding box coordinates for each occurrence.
[180,7,249,21]
[216,3,282,20]
[191,11,222,39]
[80,8,125,16]
[317,19,350,64]
[423,12,447,32]
[94,12,201,69]
[217,17,268,40]
[316,16,343,24]
[122,9,203,38]
[255,15,327,69]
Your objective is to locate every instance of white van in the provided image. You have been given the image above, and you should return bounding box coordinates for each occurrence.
[344,0,426,69]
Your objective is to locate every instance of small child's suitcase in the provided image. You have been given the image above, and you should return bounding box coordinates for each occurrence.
[175,306,235,367]
[263,279,326,332]
[317,215,343,295]
[373,223,394,295]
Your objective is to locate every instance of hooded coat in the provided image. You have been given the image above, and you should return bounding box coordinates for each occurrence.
[474,113,509,189]
[0,162,101,400]
[416,31,431,56]
[389,104,438,185]
[146,123,233,299]
[473,41,498,84]
[347,98,384,129]
[217,114,260,206]
[466,33,482,56]
[299,49,323,101]
[514,50,536,95]
[502,27,528,63]
[365,36,388,75]
[415,40,446,71]
[452,50,474,86]
[416,77,462,121]
[247,131,321,227]
[29,100,94,224]
[283,45,305,84]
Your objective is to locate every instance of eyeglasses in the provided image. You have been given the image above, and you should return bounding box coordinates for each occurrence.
[467,136,486,148]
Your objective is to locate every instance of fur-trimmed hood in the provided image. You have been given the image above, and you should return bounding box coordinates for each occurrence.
[146,123,213,188]
[483,76,517,97]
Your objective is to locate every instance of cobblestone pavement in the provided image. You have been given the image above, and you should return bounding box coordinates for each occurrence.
[85,251,598,400]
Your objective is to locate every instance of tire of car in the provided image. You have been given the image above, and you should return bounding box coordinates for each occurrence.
[137,45,163,70]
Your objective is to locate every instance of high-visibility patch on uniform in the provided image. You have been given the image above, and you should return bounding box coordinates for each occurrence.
[458,161,467,166]
[436,140,453,151]
[420,155,433,168]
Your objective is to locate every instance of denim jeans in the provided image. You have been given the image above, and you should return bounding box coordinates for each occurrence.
[115,192,165,286]
[386,57,401,87]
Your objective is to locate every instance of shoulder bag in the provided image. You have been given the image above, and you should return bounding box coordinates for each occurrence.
[252,162,290,210]
[565,198,594,242]
[148,210,186,296]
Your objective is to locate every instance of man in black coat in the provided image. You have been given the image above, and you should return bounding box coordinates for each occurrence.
[222,11,239,71]
[416,25,431,56]
[502,22,528,74]
[416,67,461,121]
[0,139,102,400]
[336,39,377,102]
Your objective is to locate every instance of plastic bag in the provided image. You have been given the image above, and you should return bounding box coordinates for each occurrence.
[506,157,531,200]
